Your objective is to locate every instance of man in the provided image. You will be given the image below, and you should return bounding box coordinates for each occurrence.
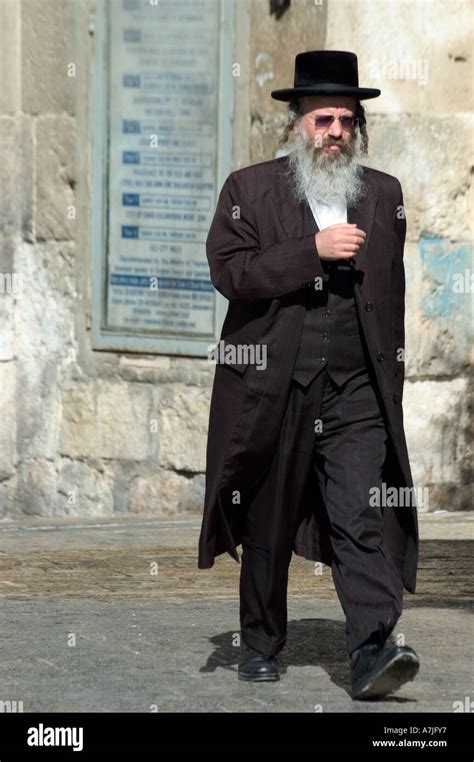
[198,51,420,700]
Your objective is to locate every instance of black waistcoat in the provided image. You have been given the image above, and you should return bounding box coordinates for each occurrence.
[292,259,371,388]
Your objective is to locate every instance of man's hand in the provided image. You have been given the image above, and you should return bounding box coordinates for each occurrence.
[315,223,366,261]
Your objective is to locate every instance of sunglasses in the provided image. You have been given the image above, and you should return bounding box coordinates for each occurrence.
[306,115,358,130]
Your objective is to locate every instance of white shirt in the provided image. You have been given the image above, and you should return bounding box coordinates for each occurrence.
[306,195,347,230]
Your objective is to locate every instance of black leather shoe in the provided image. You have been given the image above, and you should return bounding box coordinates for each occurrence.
[238,641,280,682]
[351,643,420,700]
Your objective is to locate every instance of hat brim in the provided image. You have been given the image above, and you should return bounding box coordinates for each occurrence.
[270,84,381,101]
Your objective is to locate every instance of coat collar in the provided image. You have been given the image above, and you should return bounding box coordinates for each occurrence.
[270,157,377,274]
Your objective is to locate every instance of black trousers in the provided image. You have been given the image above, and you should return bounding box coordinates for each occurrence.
[239,368,405,658]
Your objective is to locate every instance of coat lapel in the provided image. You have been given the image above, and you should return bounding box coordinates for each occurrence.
[346,171,377,275]
[269,163,319,240]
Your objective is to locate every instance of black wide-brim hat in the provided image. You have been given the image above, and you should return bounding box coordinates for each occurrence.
[271,50,381,101]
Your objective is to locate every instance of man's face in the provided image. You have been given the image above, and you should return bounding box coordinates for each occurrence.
[286,93,365,206]
[296,95,358,161]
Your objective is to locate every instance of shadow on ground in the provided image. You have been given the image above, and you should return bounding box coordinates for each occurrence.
[200,618,417,703]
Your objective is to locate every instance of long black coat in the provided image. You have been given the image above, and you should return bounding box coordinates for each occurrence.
[197,155,418,593]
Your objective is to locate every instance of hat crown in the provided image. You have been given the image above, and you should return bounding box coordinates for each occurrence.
[294,50,359,89]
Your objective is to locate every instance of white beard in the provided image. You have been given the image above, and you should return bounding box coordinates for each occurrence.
[284,129,366,207]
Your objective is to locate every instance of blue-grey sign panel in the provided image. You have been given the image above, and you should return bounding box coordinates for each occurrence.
[105,0,221,339]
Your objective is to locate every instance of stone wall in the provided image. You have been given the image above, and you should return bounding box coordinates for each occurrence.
[0,0,471,518]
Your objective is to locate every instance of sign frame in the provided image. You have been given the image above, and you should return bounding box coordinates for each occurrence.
[91,0,234,356]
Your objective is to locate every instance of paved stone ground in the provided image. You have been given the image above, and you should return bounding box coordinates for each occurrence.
[0,513,472,713]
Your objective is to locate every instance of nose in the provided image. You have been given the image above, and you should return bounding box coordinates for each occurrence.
[328,117,343,138]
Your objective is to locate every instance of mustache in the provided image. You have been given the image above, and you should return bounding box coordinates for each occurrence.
[306,135,356,157]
